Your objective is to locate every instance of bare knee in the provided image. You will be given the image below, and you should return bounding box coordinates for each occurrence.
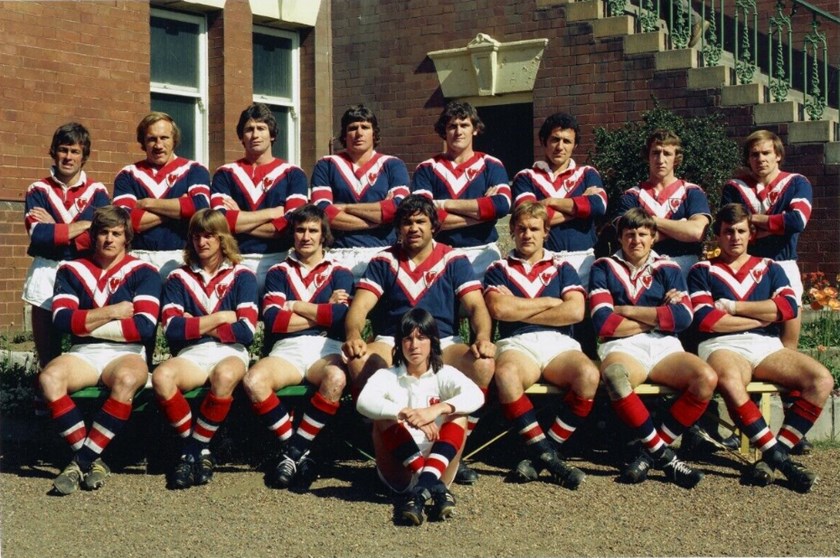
[467,356,495,389]
[243,365,273,401]
[602,363,632,400]
[110,367,147,400]
[210,364,244,396]
[319,365,347,401]
[494,362,523,402]
[573,361,601,398]
[39,364,69,400]
[688,364,718,400]
[151,362,178,394]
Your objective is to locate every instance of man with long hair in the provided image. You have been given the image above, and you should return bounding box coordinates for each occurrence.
[153,208,258,489]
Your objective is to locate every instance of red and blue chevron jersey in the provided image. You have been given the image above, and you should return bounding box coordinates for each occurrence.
[262,253,354,344]
[687,256,798,341]
[616,179,711,257]
[721,171,812,261]
[24,169,110,260]
[483,250,586,339]
[52,254,161,345]
[589,251,693,340]
[411,152,511,248]
[113,157,211,251]
[210,158,308,254]
[358,242,481,338]
[310,151,410,248]
[512,159,607,252]
[161,262,258,356]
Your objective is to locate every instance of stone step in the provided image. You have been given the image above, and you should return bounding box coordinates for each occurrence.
[564,0,603,22]
[624,29,666,56]
[655,47,700,71]
[789,119,838,144]
[591,15,634,39]
[721,82,768,106]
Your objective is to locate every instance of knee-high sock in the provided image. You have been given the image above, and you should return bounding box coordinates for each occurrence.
[611,393,666,458]
[158,390,192,438]
[382,423,424,473]
[48,395,87,452]
[466,387,489,436]
[417,422,465,489]
[659,390,709,445]
[548,391,594,446]
[502,394,552,457]
[75,397,132,469]
[777,397,822,452]
[188,393,233,454]
[727,399,779,460]
[287,392,339,459]
[252,393,293,443]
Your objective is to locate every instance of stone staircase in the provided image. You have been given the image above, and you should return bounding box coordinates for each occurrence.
[563,0,840,164]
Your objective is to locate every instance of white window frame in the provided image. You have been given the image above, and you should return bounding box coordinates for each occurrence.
[252,25,300,165]
[150,8,209,165]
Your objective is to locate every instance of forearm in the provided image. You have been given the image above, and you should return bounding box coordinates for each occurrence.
[341,202,387,224]
[327,211,374,231]
[526,300,585,327]
[487,294,557,322]
[67,220,92,240]
[732,299,782,322]
[544,197,576,216]
[615,305,660,327]
[710,315,768,333]
[654,217,707,243]
[139,198,184,220]
[441,198,482,220]
[440,213,481,231]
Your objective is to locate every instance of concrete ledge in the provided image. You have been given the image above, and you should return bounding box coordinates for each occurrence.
[826,142,840,164]
[769,394,840,442]
[788,120,836,144]
[565,0,603,21]
[720,83,765,106]
[655,48,698,71]
[623,30,666,56]
[754,101,800,125]
[687,65,731,89]
[592,15,633,39]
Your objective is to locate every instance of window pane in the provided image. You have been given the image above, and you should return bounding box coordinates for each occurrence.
[269,105,290,160]
[253,33,292,99]
[151,93,196,161]
[151,16,199,87]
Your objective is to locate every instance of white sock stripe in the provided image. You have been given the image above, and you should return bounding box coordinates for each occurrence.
[90,423,115,440]
[59,421,85,438]
[173,414,192,428]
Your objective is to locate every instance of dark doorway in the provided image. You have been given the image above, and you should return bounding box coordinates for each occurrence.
[474,103,534,180]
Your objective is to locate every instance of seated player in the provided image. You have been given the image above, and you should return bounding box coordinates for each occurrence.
[484,202,600,489]
[39,205,161,495]
[688,203,833,493]
[356,308,484,526]
[243,204,353,489]
[153,208,258,489]
[342,194,495,485]
[590,208,716,488]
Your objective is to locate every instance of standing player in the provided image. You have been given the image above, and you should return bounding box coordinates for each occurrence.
[211,103,308,294]
[511,112,607,286]
[39,206,161,495]
[342,195,494,483]
[484,203,600,489]
[153,209,258,489]
[411,100,511,279]
[310,104,410,278]
[357,308,484,525]
[721,130,811,350]
[113,112,211,279]
[23,122,110,367]
[590,208,717,488]
[688,203,833,492]
[614,129,711,277]
[243,205,353,490]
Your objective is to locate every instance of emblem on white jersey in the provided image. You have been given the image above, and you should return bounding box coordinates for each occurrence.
[710,258,769,300]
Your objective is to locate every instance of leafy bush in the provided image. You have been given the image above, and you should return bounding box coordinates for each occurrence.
[590,102,741,218]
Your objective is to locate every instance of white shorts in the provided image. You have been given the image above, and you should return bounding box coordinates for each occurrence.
[327,246,387,281]
[174,341,250,375]
[267,335,343,378]
[22,256,60,310]
[240,251,287,295]
[496,330,582,370]
[597,332,685,376]
[698,332,784,368]
[776,259,803,307]
[552,249,595,287]
[131,249,181,280]
[67,342,147,377]
[373,335,462,351]
[461,242,502,281]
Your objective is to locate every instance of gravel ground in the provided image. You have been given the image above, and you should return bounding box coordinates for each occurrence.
[2,431,839,558]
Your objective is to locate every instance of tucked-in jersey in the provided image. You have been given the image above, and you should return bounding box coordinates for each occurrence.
[687,256,798,342]
[161,261,258,355]
[484,250,585,339]
[52,255,161,346]
[412,152,511,248]
[358,242,481,338]
[310,151,410,248]
[589,251,693,340]
[262,253,354,345]
[615,180,711,257]
[24,169,110,260]
[210,158,308,254]
[113,157,211,251]
[721,172,812,261]
[512,160,607,252]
